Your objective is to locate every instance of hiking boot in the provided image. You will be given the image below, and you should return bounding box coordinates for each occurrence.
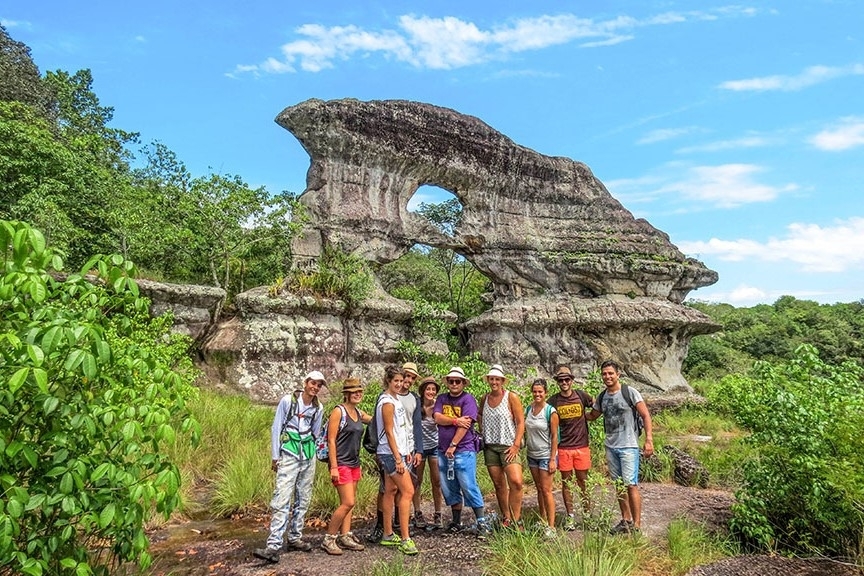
[543,525,557,539]
[285,538,312,552]
[366,523,384,543]
[398,538,419,556]
[252,547,280,564]
[380,533,401,547]
[413,510,427,529]
[320,534,343,555]
[337,532,365,551]
[426,512,443,531]
[609,519,634,535]
[562,514,577,531]
[444,521,463,534]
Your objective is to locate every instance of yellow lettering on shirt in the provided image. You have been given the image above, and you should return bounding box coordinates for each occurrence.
[442,405,462,418]
[557,403,583,420]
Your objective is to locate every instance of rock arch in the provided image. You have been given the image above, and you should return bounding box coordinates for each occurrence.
[275,98,719,392]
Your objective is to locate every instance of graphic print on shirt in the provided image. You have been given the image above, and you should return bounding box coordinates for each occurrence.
[441,404,462,419]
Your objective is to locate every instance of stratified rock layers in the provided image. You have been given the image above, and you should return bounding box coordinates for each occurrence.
[271,98,718,392]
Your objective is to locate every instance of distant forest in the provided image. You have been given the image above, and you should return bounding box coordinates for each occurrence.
[3,24,863,373]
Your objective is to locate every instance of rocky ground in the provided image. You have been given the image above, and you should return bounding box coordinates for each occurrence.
[144,482,858,576]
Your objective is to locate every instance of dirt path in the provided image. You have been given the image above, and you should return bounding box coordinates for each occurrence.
[145,482,736,576]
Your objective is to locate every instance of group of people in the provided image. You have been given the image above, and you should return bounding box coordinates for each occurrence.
[253,359,653,564]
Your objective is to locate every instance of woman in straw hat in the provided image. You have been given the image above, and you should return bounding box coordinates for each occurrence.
[321,378,372,555]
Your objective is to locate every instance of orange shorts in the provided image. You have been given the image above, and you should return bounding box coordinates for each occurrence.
[557,446,591,472]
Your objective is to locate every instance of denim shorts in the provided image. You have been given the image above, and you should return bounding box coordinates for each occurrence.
[605,447,640,486]
[378,453,410,476]
[527,456,551,471]
[423,447,437,457]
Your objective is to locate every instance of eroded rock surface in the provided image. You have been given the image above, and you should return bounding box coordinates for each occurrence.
[274,98,719,391]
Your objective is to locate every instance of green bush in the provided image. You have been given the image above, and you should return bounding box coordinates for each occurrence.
[0,220,199,575]
[708,344,864,556]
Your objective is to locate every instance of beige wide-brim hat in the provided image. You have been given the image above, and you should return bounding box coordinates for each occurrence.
[342,378,363,393]
[402,362,420,377]
[445,366,468,382]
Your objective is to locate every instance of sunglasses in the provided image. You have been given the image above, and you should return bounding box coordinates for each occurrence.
[446,379,464,385]
[557,377,572,383]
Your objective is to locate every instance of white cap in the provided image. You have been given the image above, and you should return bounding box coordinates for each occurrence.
[305,370,326,384]
[485,364,505,379]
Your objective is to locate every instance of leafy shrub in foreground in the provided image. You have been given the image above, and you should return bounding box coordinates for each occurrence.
[708,344,864,557]
[0,220,200,575]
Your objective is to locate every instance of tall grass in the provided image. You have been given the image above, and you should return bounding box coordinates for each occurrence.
[166,389,273,517]
[666,517,736,575]
[484,528,637,576]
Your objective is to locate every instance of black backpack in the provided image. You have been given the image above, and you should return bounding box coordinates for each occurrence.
[597,384,645,437]
[362,392,384,454]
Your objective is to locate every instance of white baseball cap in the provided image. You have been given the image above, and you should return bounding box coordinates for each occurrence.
[305,370,327,385]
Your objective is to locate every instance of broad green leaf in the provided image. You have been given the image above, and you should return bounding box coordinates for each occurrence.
[82,353,97,379]
[8,368,29,393]
[41,326,60,354]
[63,349,85,372]
[98,503,115,528]
[95,340,111,363]
[26,344,45,366]
[29,281,47,303]
[43,396,59,415]
[33,368,48,394]
[59,472,73,494]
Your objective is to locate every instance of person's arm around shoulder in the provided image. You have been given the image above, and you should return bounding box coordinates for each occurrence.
[636,400,654,456]
[548,410,559,474]
[359,408,372,425]
[327,406,342,482]
[506,392,525,463]
[585,392,602,421]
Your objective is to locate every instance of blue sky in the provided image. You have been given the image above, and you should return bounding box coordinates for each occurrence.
[3,1,863,306]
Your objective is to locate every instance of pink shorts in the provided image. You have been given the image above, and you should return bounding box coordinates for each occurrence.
[557,447,591,472]
[335,465,361,486]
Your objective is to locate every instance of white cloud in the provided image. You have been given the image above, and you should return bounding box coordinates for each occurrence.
[719,63,864,92]
[809,116,864,151]
[691,285,838,306]
[676,135,772,153]
[609,163,796,209]
[637,127,700,145]
[234,7,757,74]
[1,19,22,28]
[679,217,864,272]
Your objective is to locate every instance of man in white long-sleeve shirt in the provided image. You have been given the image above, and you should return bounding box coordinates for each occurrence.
[254,371,326,564]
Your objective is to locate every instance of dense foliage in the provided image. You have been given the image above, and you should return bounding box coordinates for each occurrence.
[685,297,864,379]
[0,221,200,575]
[0,28,303,301]
[708,345,864,557]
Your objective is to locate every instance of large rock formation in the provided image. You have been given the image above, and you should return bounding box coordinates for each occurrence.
[273,98,719,392]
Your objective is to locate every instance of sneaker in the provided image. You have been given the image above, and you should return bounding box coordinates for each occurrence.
[474,518,493,538]
[398,538,419,556]
[426,512,443,532]
[320,534,343,556]
[413,510,427,529]
[562,514,577,531]
[285,538,312,552]
[609,519,634,535]
[380,533,401,547]
[543,525,557,539]
[367,524,384,543]
[252,547,280,564]
[337,532,365,551]
[444,521,463,534]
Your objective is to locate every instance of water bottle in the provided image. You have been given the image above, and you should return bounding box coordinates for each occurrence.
[446,458,455,481]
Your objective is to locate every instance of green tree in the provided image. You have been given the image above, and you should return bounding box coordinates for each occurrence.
[708,345,864,556]
[0,24,54,120]
[0,220,200,575]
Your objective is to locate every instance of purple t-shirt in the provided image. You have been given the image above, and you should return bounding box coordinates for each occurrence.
[434,391,480,452]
